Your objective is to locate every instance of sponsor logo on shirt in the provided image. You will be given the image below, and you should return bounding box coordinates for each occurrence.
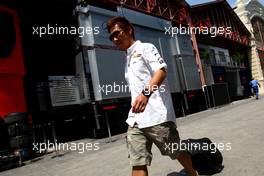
[132,51,142,59]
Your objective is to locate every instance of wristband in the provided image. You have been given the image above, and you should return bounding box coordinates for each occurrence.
[141,89,152,98]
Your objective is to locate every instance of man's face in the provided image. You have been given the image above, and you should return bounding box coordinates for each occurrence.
[109,23,133,50]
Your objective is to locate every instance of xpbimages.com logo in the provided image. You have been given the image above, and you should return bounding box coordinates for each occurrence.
[164,24,232,37]
[32,140,100,154]
[32,24,100,37]
[98,82,166,95]
[164,141,232,154]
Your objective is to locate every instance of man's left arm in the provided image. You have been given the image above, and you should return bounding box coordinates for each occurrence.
[132,44,167,113]
[132,68,166,113]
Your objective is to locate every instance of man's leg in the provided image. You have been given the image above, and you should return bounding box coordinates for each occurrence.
[177,152,198,176]
[255,87,259,99]
[132,165,148,176]
[142,122,198,176]
[127,125,153,176]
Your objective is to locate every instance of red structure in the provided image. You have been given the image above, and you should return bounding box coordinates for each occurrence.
[191,0,252,99]
[97,0,189,24]
[0,5,26,117]
[191,0,250,46]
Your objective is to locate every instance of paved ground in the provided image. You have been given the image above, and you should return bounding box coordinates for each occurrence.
[1,96,264,176]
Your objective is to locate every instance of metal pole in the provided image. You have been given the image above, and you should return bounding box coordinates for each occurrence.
[225,83,231,103]
[104,112,112,143]
[92,102,101,130]
[211,85,216,108]
[179,58,189,112]
[186,16,206,86]
[41,125,47,147]
[51,120,59,156]
[183,92,189,110]
[32,126,36,144]
[206,85,211,108]
[202,85,209,109]
[181,100,186,117]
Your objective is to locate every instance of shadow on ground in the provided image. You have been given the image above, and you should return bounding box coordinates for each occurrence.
[167,169,213,176]
[167,169,187,176]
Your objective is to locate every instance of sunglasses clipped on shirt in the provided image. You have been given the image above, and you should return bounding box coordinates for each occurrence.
[109,30,123,41]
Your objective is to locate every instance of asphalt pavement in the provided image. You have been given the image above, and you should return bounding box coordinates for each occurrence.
[0,96,264,176]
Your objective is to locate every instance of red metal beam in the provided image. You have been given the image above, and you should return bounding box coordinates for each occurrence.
[104,0,189,24]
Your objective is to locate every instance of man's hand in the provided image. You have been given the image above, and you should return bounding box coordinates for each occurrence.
[132,94,149,113]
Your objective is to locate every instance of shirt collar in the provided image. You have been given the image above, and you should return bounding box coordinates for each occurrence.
[127,40,141,55]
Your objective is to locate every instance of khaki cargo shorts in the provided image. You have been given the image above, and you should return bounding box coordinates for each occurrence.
[126,121,182,166]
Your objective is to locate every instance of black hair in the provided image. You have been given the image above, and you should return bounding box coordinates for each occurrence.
[107,16,135,39]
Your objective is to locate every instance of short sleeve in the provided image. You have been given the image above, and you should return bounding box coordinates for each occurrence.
[142,44,167,73]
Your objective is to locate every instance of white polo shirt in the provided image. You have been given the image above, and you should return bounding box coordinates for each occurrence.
[125,40,176,128]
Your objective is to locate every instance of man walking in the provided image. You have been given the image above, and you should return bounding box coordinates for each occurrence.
[107,16,198,176]
[250,78,261,99]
